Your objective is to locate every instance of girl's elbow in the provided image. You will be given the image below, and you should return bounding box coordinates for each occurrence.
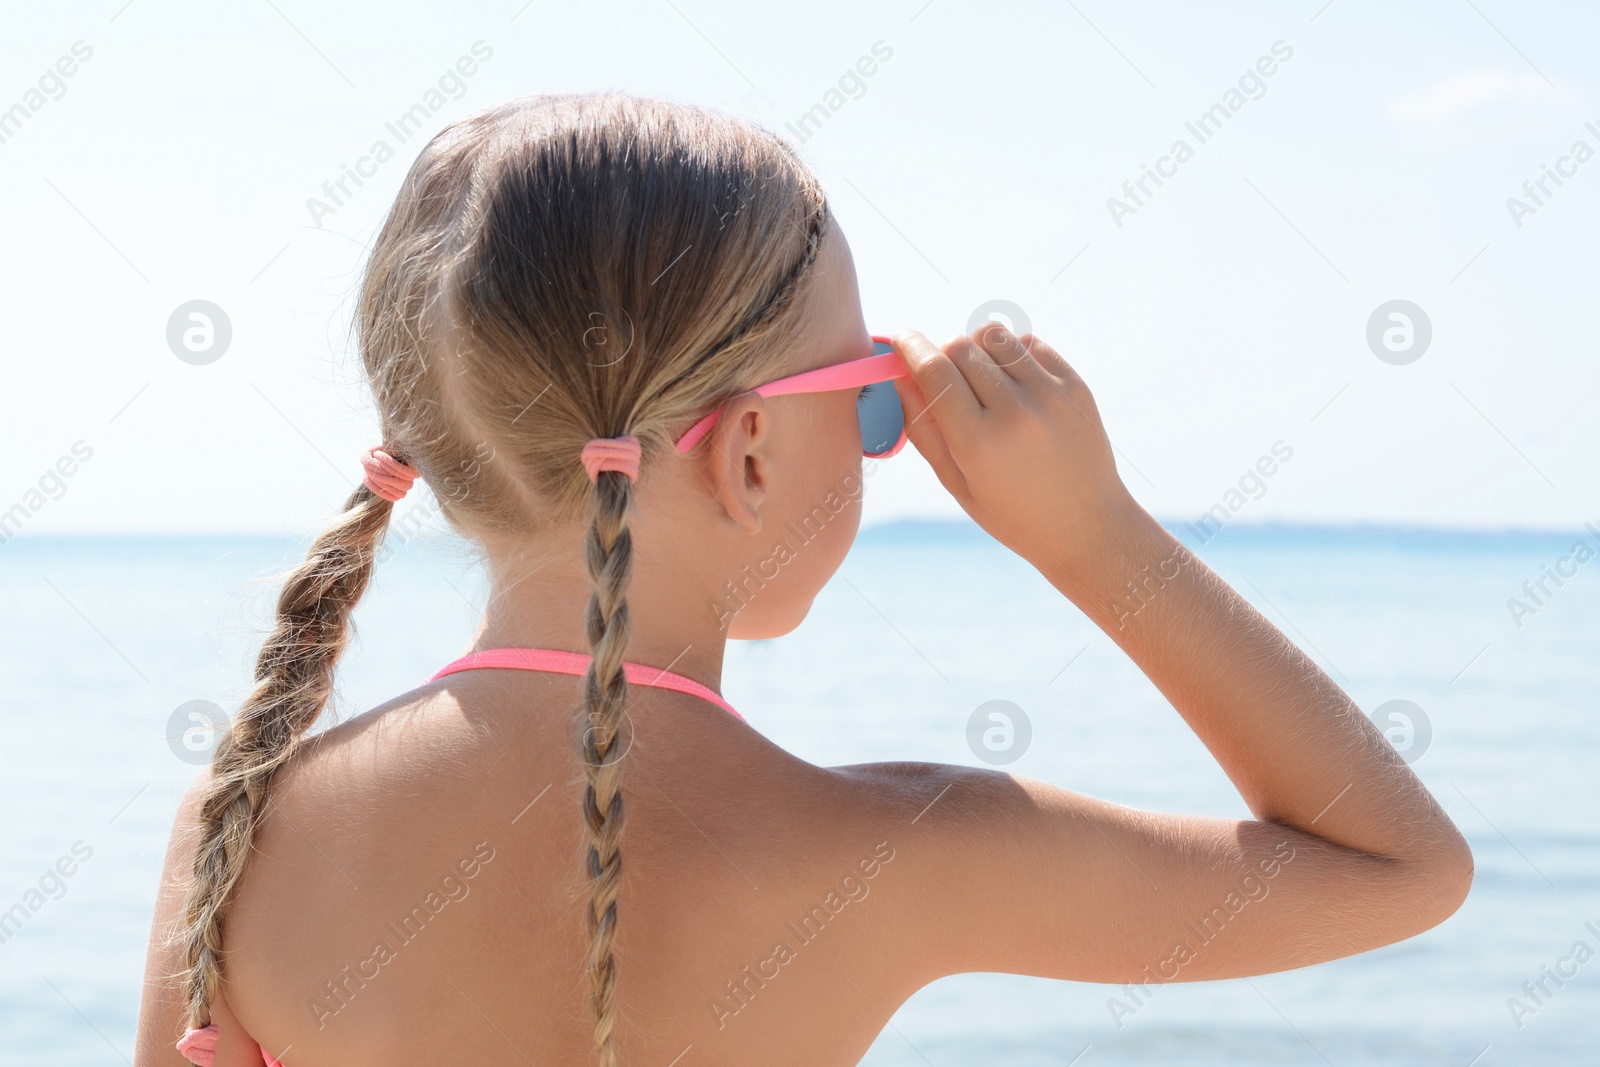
[1403,830,1475,935]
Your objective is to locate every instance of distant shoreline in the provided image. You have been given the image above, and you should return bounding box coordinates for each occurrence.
[4,516,1593,554]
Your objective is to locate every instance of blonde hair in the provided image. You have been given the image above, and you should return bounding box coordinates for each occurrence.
[179,91,832,1066]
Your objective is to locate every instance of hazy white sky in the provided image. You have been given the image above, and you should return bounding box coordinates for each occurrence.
[2,0,1595,536]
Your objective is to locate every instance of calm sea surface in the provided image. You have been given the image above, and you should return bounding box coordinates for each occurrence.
[1,518,1595,1065]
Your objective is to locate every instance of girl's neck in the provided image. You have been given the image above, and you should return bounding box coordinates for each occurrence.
[466,548,730,697]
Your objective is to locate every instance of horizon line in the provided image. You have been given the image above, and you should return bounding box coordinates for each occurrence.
[3,514,1595,546]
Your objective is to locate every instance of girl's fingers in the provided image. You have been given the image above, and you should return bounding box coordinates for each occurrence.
[941,332,1019,414]
[1016,331,1081,384]
[893,364,969,502]
[890,330,983,451]
[973,322,1065,391]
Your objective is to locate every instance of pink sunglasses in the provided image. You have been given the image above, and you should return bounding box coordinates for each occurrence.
[673,334,912,458]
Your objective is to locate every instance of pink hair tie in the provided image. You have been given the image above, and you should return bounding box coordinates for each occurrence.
[360,446,419,502]
[175,1024,283,1067]
[581,435,642,484]
[175,1025,217,1066]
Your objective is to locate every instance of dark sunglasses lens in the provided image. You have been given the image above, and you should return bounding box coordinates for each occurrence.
[858,380,904,455]
[857,339,903,455]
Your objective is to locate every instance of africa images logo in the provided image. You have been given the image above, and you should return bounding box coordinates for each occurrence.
[1106,40,1294,228]
[306,41,494,227]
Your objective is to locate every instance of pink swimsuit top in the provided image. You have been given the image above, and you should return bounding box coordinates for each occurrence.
[426,646,744,720]
[175,647,742,1064]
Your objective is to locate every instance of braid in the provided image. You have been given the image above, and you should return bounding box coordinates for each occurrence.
[579,464,635,1067]
[179,483,396,1029]
[570,175,830,1067]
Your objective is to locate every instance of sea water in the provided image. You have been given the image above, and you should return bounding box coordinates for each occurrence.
[0,518,1594,1065]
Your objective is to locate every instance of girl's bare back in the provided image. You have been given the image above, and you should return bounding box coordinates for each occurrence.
[148,672,942,1066]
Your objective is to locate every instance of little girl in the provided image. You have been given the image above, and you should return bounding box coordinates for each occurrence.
[134,91,1472,1067]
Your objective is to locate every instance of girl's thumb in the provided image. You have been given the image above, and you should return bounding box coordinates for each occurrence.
[897,373,968,504]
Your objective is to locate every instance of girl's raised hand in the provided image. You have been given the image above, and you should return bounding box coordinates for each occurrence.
[890,325,1135,575]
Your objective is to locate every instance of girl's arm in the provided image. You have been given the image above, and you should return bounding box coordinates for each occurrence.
[134,776,204,1067]
[847,327,1470,987]
[1046,492,1470,878]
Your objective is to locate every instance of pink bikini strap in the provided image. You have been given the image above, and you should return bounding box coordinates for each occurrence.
[428,647,743,721]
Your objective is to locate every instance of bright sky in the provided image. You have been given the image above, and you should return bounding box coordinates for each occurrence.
[2,0,1595,536]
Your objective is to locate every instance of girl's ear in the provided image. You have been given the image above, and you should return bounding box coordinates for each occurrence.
[707,393,770,535]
